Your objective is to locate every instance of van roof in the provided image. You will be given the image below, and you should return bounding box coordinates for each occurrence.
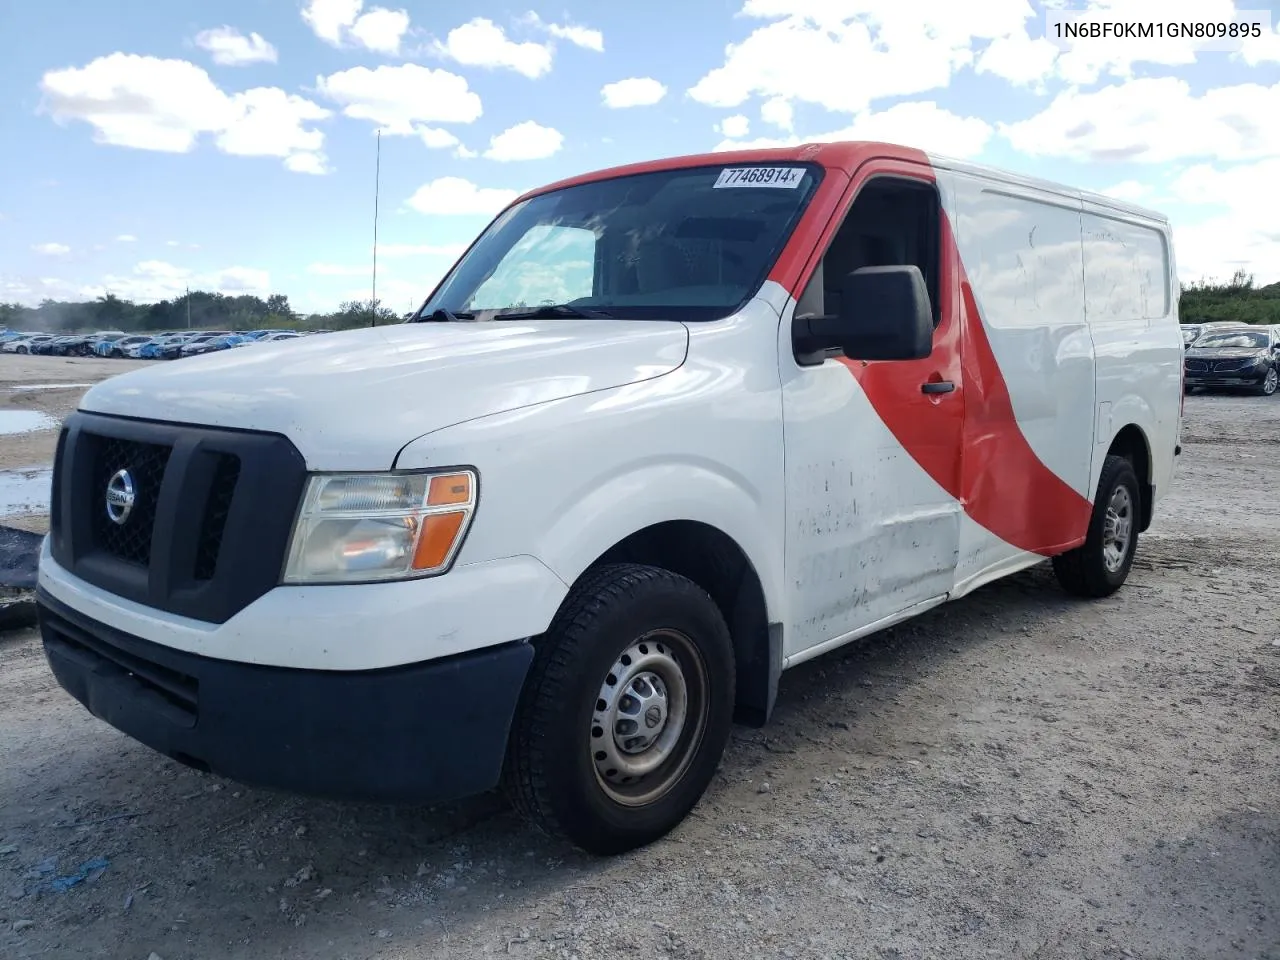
[518,140,1169,226]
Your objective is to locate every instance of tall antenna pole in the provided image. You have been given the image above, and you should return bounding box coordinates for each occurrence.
[371,129,381,327]
[185,286,191,329]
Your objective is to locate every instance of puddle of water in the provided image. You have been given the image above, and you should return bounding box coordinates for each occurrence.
[0,466,52,519]
[8,383,92,391]
[0,410,59,435]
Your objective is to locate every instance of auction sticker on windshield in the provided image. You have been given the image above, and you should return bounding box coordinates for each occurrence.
[713,167,805,188]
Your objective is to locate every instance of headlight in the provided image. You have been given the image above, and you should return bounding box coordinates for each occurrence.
[282,469,477,584]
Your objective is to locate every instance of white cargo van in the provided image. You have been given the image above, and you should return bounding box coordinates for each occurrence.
[37,142,1182,855]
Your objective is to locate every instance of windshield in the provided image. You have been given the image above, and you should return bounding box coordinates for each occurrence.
[1193,330,1268,349]
[419,163,823,322]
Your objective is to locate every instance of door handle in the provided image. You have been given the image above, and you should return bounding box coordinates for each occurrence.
[921,380,955,395]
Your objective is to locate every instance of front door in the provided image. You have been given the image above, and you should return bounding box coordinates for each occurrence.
[779,161,964,659]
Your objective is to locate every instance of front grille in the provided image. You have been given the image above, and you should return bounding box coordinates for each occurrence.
[194,454,241,580]
[1185,360,1208,373]
[1213,359,1249,372]
[89,435,172,566]
[50,411,307,624]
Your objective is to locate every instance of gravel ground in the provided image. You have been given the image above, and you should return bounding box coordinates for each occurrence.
[1,355,1278,960]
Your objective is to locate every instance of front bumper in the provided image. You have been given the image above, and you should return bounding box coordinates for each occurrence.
[1185,372,1268,388]
[38,588,534,804]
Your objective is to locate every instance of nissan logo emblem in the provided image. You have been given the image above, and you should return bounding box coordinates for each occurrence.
[105,468,136,525]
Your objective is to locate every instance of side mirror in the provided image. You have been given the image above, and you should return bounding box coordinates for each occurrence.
[837,265,934,361]
[795,265,934,362]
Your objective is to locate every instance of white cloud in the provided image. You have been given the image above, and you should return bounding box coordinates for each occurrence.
[601,77,667,108]
[301,0,410,55]
[302,0,361,44]
[437,18,553,79]
[407,177,519,216]
[483,121,563,162]
[717,115,750,138]
[1240,21,1280,65]
[419,126,460,149]
[1168,159,1280,285]
[1100,180,1150,202]
[713,101,992,159]
[760,97,793,131]
[33,242,70,256]
[315,64,481,135]
[975,32,1059,86]
[216,87,330,171]
[194,26,278,66]
[166,240,181,247]
[689,1,1048,114]
[39,54,330,173]
[522,12,604,52]
[115,234,137,242]
[349,8,411,55]
[284,152,329,175]
[84,260,272,302]
[1000,78,1280,164]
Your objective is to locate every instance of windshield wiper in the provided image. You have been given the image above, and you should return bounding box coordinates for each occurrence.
[492,304,613,320]
[414,308,476,323]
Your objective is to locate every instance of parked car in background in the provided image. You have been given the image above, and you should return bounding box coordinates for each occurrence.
[175,332,234,358]
[1184,326,1280,395]
[37,334,98,356]
[1,332,50,352]
[182,333,249,357]
[100,334,157,358]
[142,333,198,359]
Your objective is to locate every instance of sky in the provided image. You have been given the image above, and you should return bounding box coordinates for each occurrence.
[2,0,1279,315]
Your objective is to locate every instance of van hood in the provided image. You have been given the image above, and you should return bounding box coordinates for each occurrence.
[79,320,689,470]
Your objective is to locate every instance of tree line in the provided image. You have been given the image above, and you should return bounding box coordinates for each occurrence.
[0,291,402,335]
[2,271,1277,334]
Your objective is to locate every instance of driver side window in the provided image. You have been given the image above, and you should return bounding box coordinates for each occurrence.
[795,177,941,329]
[468,225,597,311]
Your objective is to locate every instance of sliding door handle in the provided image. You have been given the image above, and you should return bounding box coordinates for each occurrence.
[921,380,955,395]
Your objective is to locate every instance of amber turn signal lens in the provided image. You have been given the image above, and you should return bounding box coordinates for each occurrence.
[411,511,466,570]
[428,472,472,506]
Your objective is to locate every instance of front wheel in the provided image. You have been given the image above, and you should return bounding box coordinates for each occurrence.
[1256,367,1278,396]
[1052,455,1141,598]
[502,563,735,855]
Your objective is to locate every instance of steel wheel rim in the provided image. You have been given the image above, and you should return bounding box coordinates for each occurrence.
[1102,484,1133,574]
[1264,369,1278,395]
[589,629,709,807]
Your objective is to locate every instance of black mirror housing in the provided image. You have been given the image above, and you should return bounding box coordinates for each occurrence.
[838,265,934,361]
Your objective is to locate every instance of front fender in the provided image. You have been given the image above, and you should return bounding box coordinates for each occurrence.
[395,374,787,630]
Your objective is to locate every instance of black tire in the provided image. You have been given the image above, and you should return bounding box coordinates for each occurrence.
[16,346,27,354]
[502,562,735,855]
[1256,366,1278,396]
[1052,454,1141,598]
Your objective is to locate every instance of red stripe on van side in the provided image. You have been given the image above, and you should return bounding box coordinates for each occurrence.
[786,157,1094,555]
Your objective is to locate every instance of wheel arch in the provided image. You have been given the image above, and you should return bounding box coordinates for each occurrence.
[580,520,782,728]
[1106,423,1153,531]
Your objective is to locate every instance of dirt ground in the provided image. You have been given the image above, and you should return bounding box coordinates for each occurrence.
[1,355,1277,960]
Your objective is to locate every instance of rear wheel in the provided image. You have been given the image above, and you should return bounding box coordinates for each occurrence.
[1052,454,1141,598]
[502,563,735,855]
